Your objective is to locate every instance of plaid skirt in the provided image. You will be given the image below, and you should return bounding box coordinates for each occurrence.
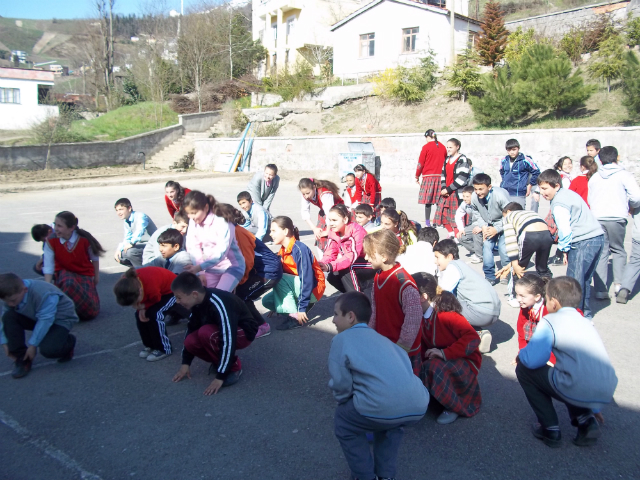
[418,176,441,205]
[421,357,482,417]
[55,270,100,321]
[433,193,459,229]
[363,192,382,209]
[317,211,328,252]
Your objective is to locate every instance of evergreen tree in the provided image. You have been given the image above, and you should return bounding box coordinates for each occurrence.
[622,50,640,118]
[477,1,509,68]
[589,34,626,92]
[445,48,483,102]
[469,66,530,126]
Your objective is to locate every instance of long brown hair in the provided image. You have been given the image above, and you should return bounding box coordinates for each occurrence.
[113,268,142,306]
[433,291,462,314]
[272,216,300,240]
[381,208,416,251]
[165,181,186,204]
[183,190,223,217]
[218,203,246,225]
[55,211,105,256]
[579,155,598,180]
[298,178,341,198]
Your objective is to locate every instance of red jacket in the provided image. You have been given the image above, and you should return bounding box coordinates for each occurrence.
[421,310,482,371]
[47,236,95,277]
[165,187,191,219]
[137,267,176,309]
[322,223,366,272]
[415,141,447,178]
[359,173,381,206]
[569,175,589,206]
[517,303,556,364]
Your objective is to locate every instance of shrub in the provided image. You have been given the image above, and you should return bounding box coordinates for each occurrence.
[469,66,530,127]
[255,122,283,137]
[626,15,640,47]
[560,15,619,64]
[445,48,483,102]
[504,27,537,64]
[265,60,317,101]
[589,34,626,92]
[559,28,585,64]
[622,51,640,118]
[371,51,439,102]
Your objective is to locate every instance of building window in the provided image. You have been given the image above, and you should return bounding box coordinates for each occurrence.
[360,33,375,57]
[402,27,418,53]
[38,84,53,104]
[286,17,296,37]
[0,88,20,104]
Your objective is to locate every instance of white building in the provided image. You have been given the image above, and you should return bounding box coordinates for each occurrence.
[330,0,481,79]
[0,68,58,130]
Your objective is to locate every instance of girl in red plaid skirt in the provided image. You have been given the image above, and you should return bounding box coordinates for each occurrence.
[415,272,482,425]
[415,129,447,226]
[434,139,471,238]
[299,178,344,253]
[353,164,382,211]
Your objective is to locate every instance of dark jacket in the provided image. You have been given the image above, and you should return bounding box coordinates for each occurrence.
[499,153,540,197]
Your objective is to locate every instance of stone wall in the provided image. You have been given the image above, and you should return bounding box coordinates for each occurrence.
[178,110,222,132]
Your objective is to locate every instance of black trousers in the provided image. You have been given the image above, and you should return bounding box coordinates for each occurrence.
[235,274,278,325]
[327,259,376,293]
[2,310,74,359]
[520,231,554,277]
[136,294,175,354]
[515,363,592,428]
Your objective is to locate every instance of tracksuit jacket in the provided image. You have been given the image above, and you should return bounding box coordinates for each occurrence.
[499,153,540,197]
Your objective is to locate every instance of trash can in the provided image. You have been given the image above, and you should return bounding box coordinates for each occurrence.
[338,142,377,182]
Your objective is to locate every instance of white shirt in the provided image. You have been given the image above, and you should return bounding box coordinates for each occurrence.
[43,231,98,275]
[301,191,335,221]
[438,265,461,293]
[397,242,437,276]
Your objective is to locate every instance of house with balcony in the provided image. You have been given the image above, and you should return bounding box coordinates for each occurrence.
[0,67,58,130]
[330,0,481,81]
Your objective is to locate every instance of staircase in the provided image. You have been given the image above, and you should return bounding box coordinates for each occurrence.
[146,127,217,170]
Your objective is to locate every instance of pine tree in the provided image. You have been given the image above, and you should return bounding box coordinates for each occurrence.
[445,48,483,102]
[622,50,640,118]
[589,34,626,93]
[469,66,530,126]
[476,1,509,68]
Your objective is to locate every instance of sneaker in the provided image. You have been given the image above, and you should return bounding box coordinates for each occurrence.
[507,298,521,308]
[478,330,492,353]
[436,410,459,425]
[139,347,152,358]
[594,291,610,300]
[222,369,243,387]
[277,317,303,330]
[58,334,76,363]
[614,284,621,295]
[146,350,169,362]
[500,277,509,285]
[255,322,271,339]
[573,416,600,447]
[488,278,500,286]
[548,254,564,266]
[616,288,630,304]
[532,423,562,448]
[11,358,32,379]
[469,254,482,264]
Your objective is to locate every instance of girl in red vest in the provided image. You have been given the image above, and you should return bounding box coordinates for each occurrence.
[434,138,470,238]
[343,173,363,210]
[364,229,422,375]
[298,178,344,252]
[164,181,191,219]
[43,211,105,321]
[353,164,381,211]
[569,155,598,207]
[415,129,447,227]
[414,272,482,425]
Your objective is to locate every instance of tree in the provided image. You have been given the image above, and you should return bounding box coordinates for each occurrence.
[445,47,482,102]
[621,50,640,118]
[589,34,626,92]
[504,27,536,64]
[469,66,530,127]
[476,1,509,68]
[370,51,439,103]
[627,15,640,47]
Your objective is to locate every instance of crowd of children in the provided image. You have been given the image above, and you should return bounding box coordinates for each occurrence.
[2,135,632,479]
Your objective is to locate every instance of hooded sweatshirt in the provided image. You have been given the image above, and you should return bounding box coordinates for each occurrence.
[322,222,367,272]
[588,163,640,221]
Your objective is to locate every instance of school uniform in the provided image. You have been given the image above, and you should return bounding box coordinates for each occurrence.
[517,299,556,364]
[143,250,192,274]
[301,187,344,251]
[247,171,280,212]
[396,241,437,276]
[454,201,482,258]
[343,183,363,210]
[359,172,382,209]
[569,174,589,206]
[416,141,447,206]
[240,202,272,242]
[434,154,470,233]
[117,211,157,268]
[164,188,191,219]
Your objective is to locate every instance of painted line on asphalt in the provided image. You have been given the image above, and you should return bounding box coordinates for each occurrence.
[0,408,104,480]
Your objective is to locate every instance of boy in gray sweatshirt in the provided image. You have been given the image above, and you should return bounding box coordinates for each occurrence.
[329,292,429,480]
[516,276,617,448]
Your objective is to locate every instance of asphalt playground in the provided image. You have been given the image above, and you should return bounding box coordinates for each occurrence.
[1,176,639,480]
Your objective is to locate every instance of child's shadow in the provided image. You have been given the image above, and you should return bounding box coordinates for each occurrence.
[489,319,515,352]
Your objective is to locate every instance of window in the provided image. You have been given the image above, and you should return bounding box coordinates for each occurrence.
[38,84,53,104]
[271,22,278,47]
[0,88,20,104]
[286,17,296,37]
[360,33,375,57]
[402,27,418,53]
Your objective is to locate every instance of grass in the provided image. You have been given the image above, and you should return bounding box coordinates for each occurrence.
[0,17,44,52]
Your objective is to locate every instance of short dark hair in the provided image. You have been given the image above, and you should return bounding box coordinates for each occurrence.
[336,291,372,323]
[546,276,581,309]
[237,191,252,203]
[433,239,459,260]
[379,197,396,210]
[157,228,184,248]
[413,272,438,299]
[31,224,52,242]
[354,203,374,217]
[0,273,24,299]
[586,139,601,150]
[467,158,473,167]
[265,164,278,174]
[447,137,461,149]
[173,210,189,225]
[598,146,618,165]
[172,272,206,295]
[537,169,562,188]
[462,186,475,195]
[418,226,439,245]
[345,173,355,179]
[502,202,524,214]
[472,173,492,186]
[505,138,520,150]
[114,198,132,209]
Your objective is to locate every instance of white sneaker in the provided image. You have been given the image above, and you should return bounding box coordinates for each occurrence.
[614,284,621,295]
[507,298,521,308]
[146,350,169,362]
[469,254,482,264]
[436,410,459,425]
[139,347,152,358]
[478,330,492,354]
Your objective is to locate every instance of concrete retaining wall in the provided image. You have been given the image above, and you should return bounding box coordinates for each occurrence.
[178,110,222,132]
[195,126,640,183]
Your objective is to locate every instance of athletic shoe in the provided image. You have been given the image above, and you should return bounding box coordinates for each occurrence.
[594,291,610,300]
[488,278,500,286]
[11,358,32,379]
[146,350,169,362]
[500,276,509,285]
[58,334,76,363]
[255,322,271,339]
[277,317,303,330]
[478,330,492,353]
[507,298,521,308]
[616,288,630,304]
[436,410,459,425]
[614,284,621,295]
[139,347,152,358]
[532,423,562,448]
[469,254,482,264]
[573,416,600,447]
[222,369,243,387]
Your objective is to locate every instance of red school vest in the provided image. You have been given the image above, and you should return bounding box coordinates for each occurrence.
[309,187,344,212]
[47,236,95,277]
[373,264,420,351]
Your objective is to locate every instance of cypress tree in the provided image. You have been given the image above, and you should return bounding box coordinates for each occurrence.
[477,1,509,68]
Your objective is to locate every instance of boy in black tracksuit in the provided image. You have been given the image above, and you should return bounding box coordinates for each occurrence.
[171,272,258,395]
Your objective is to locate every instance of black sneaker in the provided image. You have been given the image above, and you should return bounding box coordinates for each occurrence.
[573,416,600,447]
[58,334,76,363]
[222,370,243,387]
[11,358,32,379]
[277,317,303,330]
[163,313,180,326]
[616,288,630,304]
[532,423,562,448]
[487,278,500,286]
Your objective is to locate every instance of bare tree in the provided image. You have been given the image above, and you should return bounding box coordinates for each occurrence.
[83,0,117,110]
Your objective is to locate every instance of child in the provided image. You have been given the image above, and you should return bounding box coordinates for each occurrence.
[354,203,377,232]
[569,156,598,206]
[464,158,484,187]
[319,204,374,294]
[142,210,189,265]
[298,178,344,252]
[434,138,470,238]
[171,272,259,395]
[515,276,617,448]
[237,191,271,242]
[455,185,482,263]
[182,191,246,292]
[380,208,417,248]
[114,198,157,268]
[31,223,53,275]
[513,274,554,364]
[262,216,326,331]
[618,204,640,304]
[377,197,396,227]
[538,169,604,318]
[554,156,573,189]
[43,211,105,321]
[414,273,482,425]
[164,181,191,219]
[364,229,423,374]
[143,228,192,274]
[354,163,382,211]
[0,273,77,378]
[415,129,447,227]
[586,139,602,167]
[499,138,540,208]
[343,172,363,210]
[329,291,429,480]
[433,239,501,353]
[397,226,439,276]
[247,163,280,213]
[113,267,176,362]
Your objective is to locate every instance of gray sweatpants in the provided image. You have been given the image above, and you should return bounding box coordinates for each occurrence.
[118,244,146,268]
[621,238,640,292]
[593,219,628,292]
[460,300,499,329]
[459,225,482,257]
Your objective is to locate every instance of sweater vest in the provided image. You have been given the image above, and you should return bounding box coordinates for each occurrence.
[451,260,500,315]
[309,187,344,211]
[550,188,603,244]
[16,280,78,330]
[47,236,95,277]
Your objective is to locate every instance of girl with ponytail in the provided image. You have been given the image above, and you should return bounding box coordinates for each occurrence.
[380,208,417,251]
[164,181,191,219]
[298,177,344,252]
[353,164,382,211]
[415,129,447,227]
[43,211,105,320]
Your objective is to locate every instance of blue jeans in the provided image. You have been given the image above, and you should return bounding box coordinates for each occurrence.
[483,232,509,281]
[566,235,604,319]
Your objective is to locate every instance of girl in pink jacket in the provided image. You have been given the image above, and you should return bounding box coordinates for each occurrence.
[182,190,246,292]
[318,204,375,293]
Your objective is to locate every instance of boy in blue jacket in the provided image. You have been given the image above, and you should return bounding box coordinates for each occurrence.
[516,276,617,448]
[114,198,157,268]
[500,139,540,209]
